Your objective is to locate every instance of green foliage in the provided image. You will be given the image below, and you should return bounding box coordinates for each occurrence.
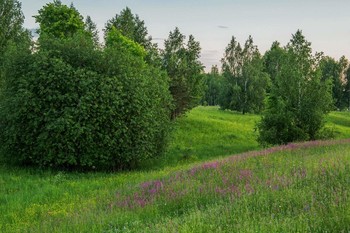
[162,27,204,119]
[263,41,286,88]
[84,15,99,47]
[344,67,350,110]
[0,28,171,170]
[220,36,270,114]
[0,0,30,90]
[258,30,333,146]
[105,7,161,66]
[319,56,348,110]
[0,0,28,54]
[201,65,223,106]
[34,0,85,39]
[105,7,151,49]
[105,27,146,58]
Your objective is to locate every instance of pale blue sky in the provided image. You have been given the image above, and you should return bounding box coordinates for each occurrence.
[21,0,350,71]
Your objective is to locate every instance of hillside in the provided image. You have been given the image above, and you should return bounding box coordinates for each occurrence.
[1,107,350,232]
[152,106,260,168]
[156,106,350,167]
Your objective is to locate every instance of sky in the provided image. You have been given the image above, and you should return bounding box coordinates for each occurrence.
[20,0,350,72]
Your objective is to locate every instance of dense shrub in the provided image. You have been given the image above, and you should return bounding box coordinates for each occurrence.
[0,32,172,170]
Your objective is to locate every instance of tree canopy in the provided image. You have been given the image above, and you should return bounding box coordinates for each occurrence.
[0,0,28,53]
[257,30,333,146]
[162,27,204,119]
[220,36,269,114]
[34,0,85,39]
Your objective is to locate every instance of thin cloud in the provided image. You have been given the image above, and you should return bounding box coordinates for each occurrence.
[218,25,228,29]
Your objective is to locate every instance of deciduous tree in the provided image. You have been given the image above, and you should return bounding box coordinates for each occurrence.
[34,0,85,39]
[0,3,172,170]
[220,36,269,114]
[0,0,30,90]
[344,66,350,110]
[257,30,333,145]
[201,65,223,106]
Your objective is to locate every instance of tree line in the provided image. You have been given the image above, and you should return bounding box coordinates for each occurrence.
[202,32,350,145]
[0,0,348,170]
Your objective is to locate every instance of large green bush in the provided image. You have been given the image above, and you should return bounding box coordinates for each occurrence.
[0,32,172,170]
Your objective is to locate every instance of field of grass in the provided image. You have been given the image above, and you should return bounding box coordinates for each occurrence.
[326,111,350,139]
[149,106,260,168]
[150,106,350,168]
[1,106,350,232]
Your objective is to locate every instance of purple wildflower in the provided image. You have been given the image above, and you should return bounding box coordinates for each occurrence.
[238,169,253,181]
[202,161,219,170]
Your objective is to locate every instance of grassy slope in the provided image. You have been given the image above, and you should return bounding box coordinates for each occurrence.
[156,106,350,167]
[1,107,350,232]
[326,111,350,138]
[153,106,260,167]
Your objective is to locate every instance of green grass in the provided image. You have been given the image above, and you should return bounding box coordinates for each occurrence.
[149,106,350,168]
[326,111,350,138]
[1,106,350,232]
[151,106,260,168]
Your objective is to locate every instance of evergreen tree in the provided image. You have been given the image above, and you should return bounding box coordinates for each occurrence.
[84,15,99,47]
[162,27,204,119]
[105,7,151,48]
[105,7,161,66]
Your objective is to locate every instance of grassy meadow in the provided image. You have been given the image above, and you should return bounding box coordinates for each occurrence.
[147,106,260,168]
[1,106,350,232]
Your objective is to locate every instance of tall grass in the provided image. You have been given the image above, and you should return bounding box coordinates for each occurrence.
[1,106,350,232]
[2,140,350,232]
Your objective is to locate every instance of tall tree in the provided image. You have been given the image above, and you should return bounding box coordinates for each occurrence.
[0,0,30,89]
[162,27,204,119]
[344,65,350,110]
[319,56,348,110]
[258,30,333,145]
[105,7,151,48]
[0,0,27,53]
[105,7,161,66]
[201,65,223,106]
[34,0,85,39]
[84,15,99,46]
[220,36,269,114]
[263,41,286,87]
